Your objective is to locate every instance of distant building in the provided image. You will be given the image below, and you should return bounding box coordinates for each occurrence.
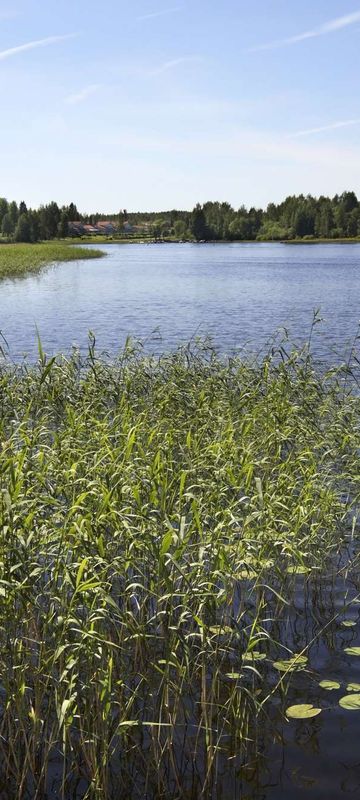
[82,224,101,235]
[96,221,117,234]
[68,221,85,236]
[68,220,117,236]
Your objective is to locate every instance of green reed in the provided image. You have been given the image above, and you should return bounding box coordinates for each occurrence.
[0,242,105,280]
[0,335,359,798]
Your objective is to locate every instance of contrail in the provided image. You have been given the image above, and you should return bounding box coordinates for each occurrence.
[248,10,360,52]
[0,33,78,62]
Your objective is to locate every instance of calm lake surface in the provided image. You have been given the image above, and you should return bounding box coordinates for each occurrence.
[1,241,360,361]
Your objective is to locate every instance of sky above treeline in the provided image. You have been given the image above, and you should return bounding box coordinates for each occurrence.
[1,0,360,212]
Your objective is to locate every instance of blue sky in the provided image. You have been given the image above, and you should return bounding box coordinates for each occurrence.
[1,0,360,212]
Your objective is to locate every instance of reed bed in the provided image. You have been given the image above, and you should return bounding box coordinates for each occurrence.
[0,335,359,798]
[0,243,105,280]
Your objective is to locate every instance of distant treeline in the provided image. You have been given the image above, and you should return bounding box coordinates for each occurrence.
[0,199,80,243]
[1,191,360,242]
[140,191,360,241]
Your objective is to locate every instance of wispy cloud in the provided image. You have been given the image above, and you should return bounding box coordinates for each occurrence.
[289,119,360,138]
[65,84,102,106]
[0,33,77,62]
[147,55,203,76]
[136,6,181,21]
[248,10,360,52]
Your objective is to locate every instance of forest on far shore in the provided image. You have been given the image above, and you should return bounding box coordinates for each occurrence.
[1,191,360,243]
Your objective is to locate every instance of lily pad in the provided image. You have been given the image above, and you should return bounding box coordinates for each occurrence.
[319,679,340,691]
[286,704,322,719]
[243,651,266,661]
[273,655,307,673]
[238,569,257,580]
[346,683,360,692]
[344,647,360,657]
[208,625,233,636]
[339,693,360,710]
[341,620,356,628]
[225,672,243,680]
[287,565,310,575]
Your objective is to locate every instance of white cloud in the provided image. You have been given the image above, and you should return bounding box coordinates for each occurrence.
[136,7,181,21]
[0,33,77,62]
[65,84,102,106]
[289,119,360,138]
[248,10,360,52]
[147,56,203,76]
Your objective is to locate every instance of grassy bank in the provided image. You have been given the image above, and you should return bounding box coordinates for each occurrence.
[0,335,359,797]
[0,242,105,280]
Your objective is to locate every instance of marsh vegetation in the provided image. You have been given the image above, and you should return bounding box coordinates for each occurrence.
[0,330,360,797]
[0,243,105,281]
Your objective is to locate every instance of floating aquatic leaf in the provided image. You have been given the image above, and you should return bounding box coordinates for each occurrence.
[237,569,257,580]
[287,565,310,575]
[344,647,360,657]
[319,680,340,691]
[273,655,307,673]
[341,620,356,628]
[225,672,243,680]
[243,651,266,662]
[346,683,360,692]
[339,693,360,710]
[286,704,321,719]
[208,625,233,636]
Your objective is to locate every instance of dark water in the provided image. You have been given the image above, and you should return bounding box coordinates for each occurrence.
[1,242,360,361]
[245,550,360,800]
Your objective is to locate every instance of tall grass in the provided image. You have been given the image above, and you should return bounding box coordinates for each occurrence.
[0,243,105,280]
[0,335,359,798]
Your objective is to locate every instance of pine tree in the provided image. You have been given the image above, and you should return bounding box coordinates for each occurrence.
[191,204,207,241]
[1,212,13,237]
[14,213,31,242]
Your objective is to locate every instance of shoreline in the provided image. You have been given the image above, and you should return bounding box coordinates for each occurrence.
[70,236,360,246]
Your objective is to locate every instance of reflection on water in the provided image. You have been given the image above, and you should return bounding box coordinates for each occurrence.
[0,242,360,361]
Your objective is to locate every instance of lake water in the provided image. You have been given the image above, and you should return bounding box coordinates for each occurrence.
[1,241,360,361]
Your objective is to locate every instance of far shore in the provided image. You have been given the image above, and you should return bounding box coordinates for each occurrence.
[70,235,360,246]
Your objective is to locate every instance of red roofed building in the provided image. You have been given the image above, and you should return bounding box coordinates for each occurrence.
[68,220,117,236]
